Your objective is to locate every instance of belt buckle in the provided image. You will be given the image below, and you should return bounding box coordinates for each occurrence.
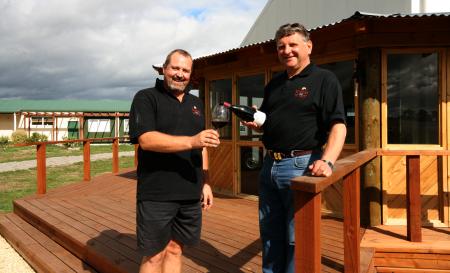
[273,152,282,161]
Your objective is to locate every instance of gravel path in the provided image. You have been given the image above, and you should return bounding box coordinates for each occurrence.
[0,234,35,273]
[0,151,135,173]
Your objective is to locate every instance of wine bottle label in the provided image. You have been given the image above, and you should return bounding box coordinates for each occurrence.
[254,111,266,126]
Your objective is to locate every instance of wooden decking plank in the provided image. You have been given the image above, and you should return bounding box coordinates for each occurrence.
[202,217,259,240]
[182,256,229,273]
[184,246,257,273]
[54,200,137,252]
[197,237,262,265]
[61,198,135,232]
[48,199,137,251]
[58,197,135,232]
[13,198,139,273]
[76,195,135,222]
[32,198,140,264]
[376,267,450,272]
[4,213,98,273]
[0,214,78,273]
[374,256,450,270]
[200,227,261,254]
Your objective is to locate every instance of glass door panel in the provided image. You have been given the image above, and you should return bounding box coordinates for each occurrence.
[236,74,265,141]
[209,79,232,139]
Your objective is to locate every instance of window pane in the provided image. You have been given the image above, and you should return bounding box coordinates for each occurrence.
[237,74,265,141]
[387,53,438,144]
[31,117,42,126]
[240,146,263,195]
[43,117,53,126]
[319,61,355,144]
[209,79,232,139]
[88,119,111,133]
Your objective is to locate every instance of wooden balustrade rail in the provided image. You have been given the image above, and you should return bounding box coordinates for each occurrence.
[291,148,450,273]
[376,150,450,242]
[15,137,136,194]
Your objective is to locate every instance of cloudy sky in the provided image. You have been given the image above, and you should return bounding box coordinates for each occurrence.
[0,0,267,100]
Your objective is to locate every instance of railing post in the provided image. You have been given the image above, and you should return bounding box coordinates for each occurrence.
[83,140,91,181]
[343,168,360,273]
[294,191,321,273]
[406,155,422,242]
[134,144,139,167]
[112,138,119,174]
[36,143,46,194]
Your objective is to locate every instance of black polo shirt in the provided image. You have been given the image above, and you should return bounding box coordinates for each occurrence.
[129,79,205,201]
[260,63,345,153]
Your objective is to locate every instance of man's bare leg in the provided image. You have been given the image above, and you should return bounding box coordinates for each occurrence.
[162,240,183,273]
[139,250,165,273]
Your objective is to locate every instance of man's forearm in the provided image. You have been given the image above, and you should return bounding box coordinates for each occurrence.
[138,131,193,153]
[321,123,347,164]
[202,148,210,184]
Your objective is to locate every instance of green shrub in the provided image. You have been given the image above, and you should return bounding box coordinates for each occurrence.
[0,136,9,150]
[11,131,28,144]
[27,132,48,143]
[62,136,79,148]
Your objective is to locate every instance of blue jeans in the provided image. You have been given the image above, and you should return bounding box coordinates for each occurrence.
[259,152,321,273]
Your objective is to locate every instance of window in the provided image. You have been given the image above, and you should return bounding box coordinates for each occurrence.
[31,116,53,127]
[43,117,53,126]
[123,119,129,133]
[87,119,111,133]
[209,79,232,139]
[387,53,439,144]
[319,61,355,144]
[237,74,265,141]
[31,117,42,126]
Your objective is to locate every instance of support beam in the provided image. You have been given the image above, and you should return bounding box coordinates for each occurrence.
[36,143,46,194]
[294,191,321,273]
[406,155,422,242]
[344,168,361,273]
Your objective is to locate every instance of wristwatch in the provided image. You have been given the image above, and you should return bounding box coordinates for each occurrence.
[321,159,334,170]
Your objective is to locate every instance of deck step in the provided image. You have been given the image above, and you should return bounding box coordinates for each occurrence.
[0,213,98,273]
[360,247,376,273]
[12,198,139,273]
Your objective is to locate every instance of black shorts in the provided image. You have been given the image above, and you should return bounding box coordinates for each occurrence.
[136,199,202,257]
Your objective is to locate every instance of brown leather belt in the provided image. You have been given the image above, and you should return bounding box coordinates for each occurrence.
[268,150,313,160]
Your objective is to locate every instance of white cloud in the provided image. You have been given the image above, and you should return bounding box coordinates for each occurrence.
[0,0,266,100]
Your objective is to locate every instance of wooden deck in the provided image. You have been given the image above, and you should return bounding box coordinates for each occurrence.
[0,169,448,272]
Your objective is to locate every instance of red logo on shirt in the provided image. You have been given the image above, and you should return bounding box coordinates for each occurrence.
[192,106,201,116]
[294,87,309,99]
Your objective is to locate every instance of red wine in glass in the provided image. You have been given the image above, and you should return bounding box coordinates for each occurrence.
[212,120,228,129]
[211,103,229,129]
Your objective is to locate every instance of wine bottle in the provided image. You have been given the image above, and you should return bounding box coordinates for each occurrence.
[223,102,266,126]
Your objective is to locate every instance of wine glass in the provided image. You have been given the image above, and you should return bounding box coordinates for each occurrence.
[211,103,229,129]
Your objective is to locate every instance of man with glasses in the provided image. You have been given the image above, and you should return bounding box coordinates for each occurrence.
[243,23,347,273]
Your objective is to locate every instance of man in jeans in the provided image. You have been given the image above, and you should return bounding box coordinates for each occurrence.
[243,23,347,273]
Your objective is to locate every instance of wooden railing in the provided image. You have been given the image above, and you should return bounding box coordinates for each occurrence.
[291,149,450,273]
[15,137,137,194]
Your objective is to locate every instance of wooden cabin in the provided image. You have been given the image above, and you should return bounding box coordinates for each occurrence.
[190,12,450,228]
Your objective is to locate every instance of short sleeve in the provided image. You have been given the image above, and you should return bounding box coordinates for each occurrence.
[129,90,157,144]
[321,73,346,129]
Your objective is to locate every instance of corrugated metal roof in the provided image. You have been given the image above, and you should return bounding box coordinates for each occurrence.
[0,99,131,113]
[194,11,450,62]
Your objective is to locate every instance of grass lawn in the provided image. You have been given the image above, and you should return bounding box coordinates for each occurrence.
[0,143,136,163]
[0,156,135,212]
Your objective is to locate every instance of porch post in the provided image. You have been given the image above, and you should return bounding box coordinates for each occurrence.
[294,190,321,273]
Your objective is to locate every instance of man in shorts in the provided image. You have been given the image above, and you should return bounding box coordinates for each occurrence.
[129,49,220,273]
